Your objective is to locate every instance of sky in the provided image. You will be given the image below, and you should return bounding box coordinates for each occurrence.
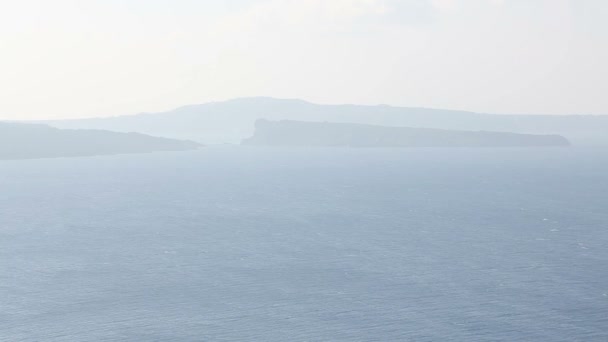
[0,0,607,120]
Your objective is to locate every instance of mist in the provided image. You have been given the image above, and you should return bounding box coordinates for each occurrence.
[1,1,608,341]
[1,0,607,120]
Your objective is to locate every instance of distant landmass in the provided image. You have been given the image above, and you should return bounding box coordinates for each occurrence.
[0,122,201,160]
[243,120,571,148]
[40,97,608,145]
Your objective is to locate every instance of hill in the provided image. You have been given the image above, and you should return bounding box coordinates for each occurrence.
[42,97,608,145]
[0,122,201,160]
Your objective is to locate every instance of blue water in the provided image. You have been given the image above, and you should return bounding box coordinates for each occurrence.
[1,147,607,341]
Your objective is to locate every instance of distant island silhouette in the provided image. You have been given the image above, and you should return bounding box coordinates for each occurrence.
[242,120,571,148]
[0,122,201,160]
[40,97,608,145]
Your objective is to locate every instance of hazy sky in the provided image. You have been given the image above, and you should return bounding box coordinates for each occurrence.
[1,0,607,119]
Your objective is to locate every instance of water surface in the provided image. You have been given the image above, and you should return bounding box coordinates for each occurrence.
[1,147,607,341]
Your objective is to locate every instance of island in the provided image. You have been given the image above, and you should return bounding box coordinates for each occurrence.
[42,97,608,145]
[242,120,571,147]
[0,122,201,160]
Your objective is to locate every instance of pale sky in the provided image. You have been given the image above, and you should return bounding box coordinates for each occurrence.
[0,0,607,119]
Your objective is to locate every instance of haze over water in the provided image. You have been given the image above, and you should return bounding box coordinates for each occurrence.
[2,0,608,340]
[2,147,607,341]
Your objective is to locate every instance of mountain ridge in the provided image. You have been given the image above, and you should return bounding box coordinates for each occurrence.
[38,97,608,145]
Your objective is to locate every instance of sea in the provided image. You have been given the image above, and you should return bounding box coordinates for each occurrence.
[1,147,607,341]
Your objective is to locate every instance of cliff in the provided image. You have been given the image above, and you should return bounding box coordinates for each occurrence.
[242,120,571,148]
[42,98,608,145]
